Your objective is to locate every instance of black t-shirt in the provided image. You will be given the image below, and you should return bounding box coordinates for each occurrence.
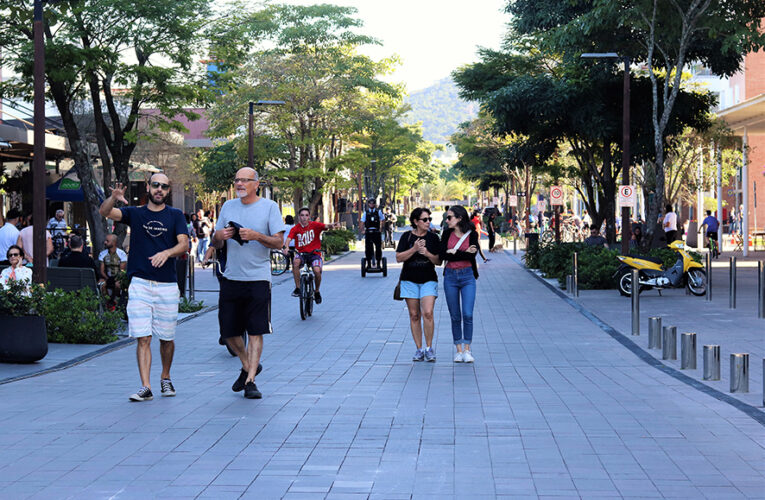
[396,230,440,284]
[120,205,187,283]
[58,250,100,280]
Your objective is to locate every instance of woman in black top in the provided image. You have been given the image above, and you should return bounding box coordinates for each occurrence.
[396,208,441,362]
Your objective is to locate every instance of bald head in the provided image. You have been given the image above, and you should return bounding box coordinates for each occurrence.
[234,168,259,201]
[149,173,170,185]
[235,167,258,181]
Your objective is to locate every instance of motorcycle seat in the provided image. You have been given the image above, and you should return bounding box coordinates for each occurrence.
[634,255,664,265]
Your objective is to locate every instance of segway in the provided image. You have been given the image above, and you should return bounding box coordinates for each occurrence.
[361,256,387,277]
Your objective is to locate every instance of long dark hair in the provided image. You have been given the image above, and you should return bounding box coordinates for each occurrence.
[448,205,472,234]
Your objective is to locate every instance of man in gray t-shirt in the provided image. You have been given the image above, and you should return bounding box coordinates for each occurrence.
[212,167,286,400]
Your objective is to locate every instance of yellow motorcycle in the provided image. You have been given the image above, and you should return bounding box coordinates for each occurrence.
[614,240,706,296]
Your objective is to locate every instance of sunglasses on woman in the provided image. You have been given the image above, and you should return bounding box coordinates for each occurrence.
[7,252,20,257]
[445,215,456,220]
[419,217,432,222]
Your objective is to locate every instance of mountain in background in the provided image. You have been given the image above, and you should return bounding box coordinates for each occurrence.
[404,77,479,152]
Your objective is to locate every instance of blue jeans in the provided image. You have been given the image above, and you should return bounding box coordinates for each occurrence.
[196,237,209,263]
[443,267,476,345]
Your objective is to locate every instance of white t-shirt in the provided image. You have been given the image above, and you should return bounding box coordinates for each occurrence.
[663,212,677,232]
[283,224,295,247]
[0,222,20,259]
[215,197,286,282]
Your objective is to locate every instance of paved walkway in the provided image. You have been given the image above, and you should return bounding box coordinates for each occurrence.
[0,245,763,499]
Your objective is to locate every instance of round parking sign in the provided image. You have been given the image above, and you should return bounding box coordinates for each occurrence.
[550,186,564,205]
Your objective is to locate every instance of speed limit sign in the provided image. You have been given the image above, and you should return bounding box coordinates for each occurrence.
[550,186,564,206]
[619,185,636,207]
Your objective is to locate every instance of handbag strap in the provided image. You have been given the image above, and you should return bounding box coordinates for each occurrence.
[449,230,471,252]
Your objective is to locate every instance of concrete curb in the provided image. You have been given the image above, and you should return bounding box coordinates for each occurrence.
[506,250,765,426]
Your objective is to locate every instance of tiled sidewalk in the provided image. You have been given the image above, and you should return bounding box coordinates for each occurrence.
[0,247,762,499]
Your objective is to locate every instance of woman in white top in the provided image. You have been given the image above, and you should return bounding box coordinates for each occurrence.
[1,244,32,290]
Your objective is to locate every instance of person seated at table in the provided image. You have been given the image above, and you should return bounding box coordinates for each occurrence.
[584,227,609,249]
[1,244,32,290]
[58,235,100,279]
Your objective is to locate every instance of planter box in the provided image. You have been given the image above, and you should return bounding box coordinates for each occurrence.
[0,316,48,363]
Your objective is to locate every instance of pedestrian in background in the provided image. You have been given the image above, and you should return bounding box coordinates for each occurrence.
[396,207,441,362]
[440,205,479,363]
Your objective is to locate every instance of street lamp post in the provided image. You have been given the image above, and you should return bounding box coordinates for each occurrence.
[247,99,286,170]
[32,0,47,284]
[581,52,631,255]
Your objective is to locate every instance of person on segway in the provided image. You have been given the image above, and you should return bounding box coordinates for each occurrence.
[361,198,385,269]
[383,206,397,247]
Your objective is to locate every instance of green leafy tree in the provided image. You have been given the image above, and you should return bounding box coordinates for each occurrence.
[205,4,399,218]
[0,0,212,252]
[505,0,765,245]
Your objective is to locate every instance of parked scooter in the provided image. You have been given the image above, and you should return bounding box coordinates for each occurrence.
[614,240,706,296]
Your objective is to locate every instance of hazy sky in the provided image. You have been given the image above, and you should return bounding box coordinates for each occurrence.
[268,0,510,92]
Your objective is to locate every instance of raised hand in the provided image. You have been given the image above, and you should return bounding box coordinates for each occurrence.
[111,182,128,204]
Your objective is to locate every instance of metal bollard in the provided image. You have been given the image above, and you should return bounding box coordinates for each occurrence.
[705,253,712,302]
[631,269,639,336]
[759,262,764,319]
[513,237,517,255]
[730,353,749,393]
[681,333,697,369]
[572,252,579,297]
[188,255,195,301]
[762,358,765,407]
[648,317,662,349]
[662,326,677,360]
[566,275,573,294]
[729,256,736,309]
[703,345,720,380]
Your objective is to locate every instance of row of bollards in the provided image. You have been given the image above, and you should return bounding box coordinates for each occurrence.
[647,315,756,395]
[708,255,765,319]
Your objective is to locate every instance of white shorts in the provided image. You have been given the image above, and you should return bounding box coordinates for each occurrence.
[127,277,180,341]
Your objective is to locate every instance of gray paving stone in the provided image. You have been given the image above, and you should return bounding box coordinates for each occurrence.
[0,248,762,498]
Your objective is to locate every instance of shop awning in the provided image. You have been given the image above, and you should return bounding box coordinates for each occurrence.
[46,169,105,202]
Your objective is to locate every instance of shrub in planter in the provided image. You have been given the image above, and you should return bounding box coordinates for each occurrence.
[0,279,48,363]
[40,287,121,344]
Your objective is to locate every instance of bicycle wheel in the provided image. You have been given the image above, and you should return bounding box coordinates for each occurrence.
[270,251,288,276]
[305,276,314,317]
[299,275,307,320]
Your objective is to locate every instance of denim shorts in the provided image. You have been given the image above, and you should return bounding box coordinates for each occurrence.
[399,280,438,299]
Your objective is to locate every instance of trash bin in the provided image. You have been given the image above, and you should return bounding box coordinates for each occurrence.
[525,232,539,250]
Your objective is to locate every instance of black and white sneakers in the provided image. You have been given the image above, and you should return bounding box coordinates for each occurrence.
[161,379,176,397]
[129,386,153,402]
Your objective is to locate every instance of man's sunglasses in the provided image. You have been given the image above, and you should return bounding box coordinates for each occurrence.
[7,252,21,257]
[150,181,170,190]
[419,217,432,222]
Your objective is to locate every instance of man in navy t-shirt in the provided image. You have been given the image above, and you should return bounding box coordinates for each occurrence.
[99,173,189,402]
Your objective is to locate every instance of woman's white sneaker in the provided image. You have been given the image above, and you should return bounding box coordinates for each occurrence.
[454,351,464,363]
[462,350,474,363]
